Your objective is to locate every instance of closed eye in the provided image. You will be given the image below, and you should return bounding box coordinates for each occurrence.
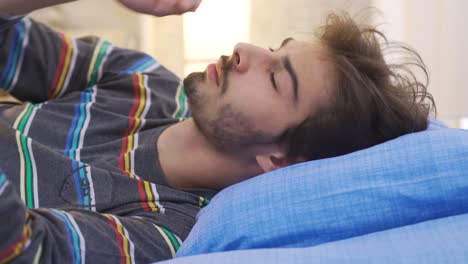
[268,47,278,91]
[270,72,277,91]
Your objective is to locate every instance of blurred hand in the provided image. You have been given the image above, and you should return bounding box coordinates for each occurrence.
[117,0,202,16]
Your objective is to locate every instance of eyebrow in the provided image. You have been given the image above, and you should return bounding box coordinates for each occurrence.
[280,37,294,48]
[278,37,298,104]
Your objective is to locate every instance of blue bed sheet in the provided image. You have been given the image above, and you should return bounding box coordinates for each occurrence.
[163,212,468,263]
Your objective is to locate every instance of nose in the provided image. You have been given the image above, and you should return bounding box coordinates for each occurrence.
[232,42,274,73]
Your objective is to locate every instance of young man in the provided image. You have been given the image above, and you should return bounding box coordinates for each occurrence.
[0,0,435,263]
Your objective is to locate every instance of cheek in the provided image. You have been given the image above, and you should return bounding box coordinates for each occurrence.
[229,93,293,135]
[224,74,301,133]
[227,75,275,109]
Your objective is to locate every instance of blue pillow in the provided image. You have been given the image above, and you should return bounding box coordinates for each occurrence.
[177,121,468,257]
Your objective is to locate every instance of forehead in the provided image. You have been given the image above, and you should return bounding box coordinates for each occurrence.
[283,40,334,114]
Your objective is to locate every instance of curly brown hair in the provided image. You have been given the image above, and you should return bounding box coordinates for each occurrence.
[280,12,436,162]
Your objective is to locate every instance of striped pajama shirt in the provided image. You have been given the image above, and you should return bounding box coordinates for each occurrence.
[0,17,215,263]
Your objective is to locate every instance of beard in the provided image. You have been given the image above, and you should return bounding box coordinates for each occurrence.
[183,71,205,105]
[183,72,272,153]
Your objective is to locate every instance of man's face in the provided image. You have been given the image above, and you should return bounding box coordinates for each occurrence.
[183,39,333,152]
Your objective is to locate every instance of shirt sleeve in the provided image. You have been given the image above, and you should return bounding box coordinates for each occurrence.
[0,15,162,104]
[0,16,185,120]
[0,16,100,102]
[0,11,23,32]
[0,171,187,263]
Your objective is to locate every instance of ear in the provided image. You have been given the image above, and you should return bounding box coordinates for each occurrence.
[255,150,291,173]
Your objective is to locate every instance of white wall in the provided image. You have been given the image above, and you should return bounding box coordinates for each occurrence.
[249,0,371,47]
[374,0,468,128]
[30,0,140,49]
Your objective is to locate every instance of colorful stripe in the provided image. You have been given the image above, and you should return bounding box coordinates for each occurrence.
[0,18,31,92]
[198,197,210,208]
[152,225,181,257]
[86,40,112,87]
[0,173,8,195]
[12,103,40,208]
[85,165,96,212]
[118,56,160,75]
[118,74,149,178]
[136,180,165,213]
[63,86,97,210]
[0,225,30,264]
[32,243,43,264]
[50,209,85,264]
[104,214,135,264]
[48,34,78,98]
[172,82,189,120]
[150,182,165,214]
[9,19,31,93]
[117,74,163,212]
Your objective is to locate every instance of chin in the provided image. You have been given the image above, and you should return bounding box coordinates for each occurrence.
[183,71,204,98]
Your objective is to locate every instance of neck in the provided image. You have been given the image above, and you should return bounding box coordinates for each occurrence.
[157,118,263,190]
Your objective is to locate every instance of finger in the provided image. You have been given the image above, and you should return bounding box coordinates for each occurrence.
[157,0,201,15]
[119,0,202,17]
[188,0,202,12]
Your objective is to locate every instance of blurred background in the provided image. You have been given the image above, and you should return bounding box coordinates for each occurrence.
[7,0,468,128]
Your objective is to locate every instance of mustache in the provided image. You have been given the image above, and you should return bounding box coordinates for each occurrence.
[220,55,234,95]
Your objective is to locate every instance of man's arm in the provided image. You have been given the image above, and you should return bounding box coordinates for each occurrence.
[0,0,76,16]
[0,171,187,263]
[0,16,111,103]
[117,0,202,16]
[0,0,202,16]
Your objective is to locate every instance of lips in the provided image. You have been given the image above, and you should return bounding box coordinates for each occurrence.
[207,63,219,86]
